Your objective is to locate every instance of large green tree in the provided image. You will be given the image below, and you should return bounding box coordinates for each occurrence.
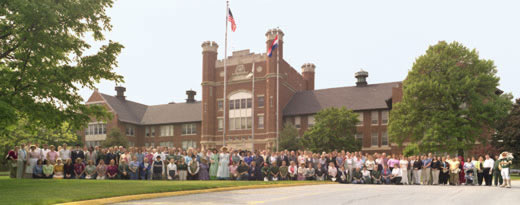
[102,128,128,148]
[389,41,512,156]
[302,107,361,152]
[279,122,303,151]
[0,0,123,136]
[492,98,520,163]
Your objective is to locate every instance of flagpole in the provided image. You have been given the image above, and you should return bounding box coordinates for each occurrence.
[276,30,280,152]
[251,62,255,153]
[223,0,229,147]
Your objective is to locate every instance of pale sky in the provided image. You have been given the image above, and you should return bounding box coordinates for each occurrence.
[80,0,520,105]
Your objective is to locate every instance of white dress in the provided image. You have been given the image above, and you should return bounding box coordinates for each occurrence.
[217,153,230,178]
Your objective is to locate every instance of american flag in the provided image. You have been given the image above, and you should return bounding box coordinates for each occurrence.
[228,8,236,32]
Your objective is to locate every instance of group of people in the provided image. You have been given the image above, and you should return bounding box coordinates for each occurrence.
[4,143,514,188]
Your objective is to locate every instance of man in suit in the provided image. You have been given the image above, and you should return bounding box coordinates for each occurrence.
[277,150,289,167]
[71,144,84,164]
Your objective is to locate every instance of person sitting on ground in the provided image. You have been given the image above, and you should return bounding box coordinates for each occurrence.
[288,161,298,180]
[304,163,315,181]
[270,162,280,181]
[53,159,64,179]
[96,160,107,180]
[73,158,85,179]
[106,159,118,180]
[279,161,288,180]
[371,166,382,184]
[261,162,270,181]
[361,166,372,184]
[237,161,249,180]
[352,167,363,184]
[118,159,130,180]
[327,162,338,182]
[42,160,54,179]
[248,161,260,181]
[64,158,74,179]
[466,170,474,185]
[84,160,97,179]
[33,159,44,179]
[382,164,392,184]
[297,163,306,181]
[316,165,325,181]
[390,166,402,185]
[338,166,348,184]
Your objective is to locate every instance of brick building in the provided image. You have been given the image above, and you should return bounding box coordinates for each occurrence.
[81,28,403,153]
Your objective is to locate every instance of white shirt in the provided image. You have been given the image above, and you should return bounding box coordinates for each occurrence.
[59,149,71,160]
[483,159,494,168]
[392,168,402,177]
[41,149,50,160]
[167,163,177,173]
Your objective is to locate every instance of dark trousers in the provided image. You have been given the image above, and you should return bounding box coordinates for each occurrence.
[439,172,449,184]
[391,177,402,184]
[483,168,492,186]
[477,172,484,185]
[493,170,503,186]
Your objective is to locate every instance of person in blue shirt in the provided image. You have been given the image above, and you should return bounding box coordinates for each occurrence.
[139,158,152,180]
[33,159,44,178]
[422,154,432,185]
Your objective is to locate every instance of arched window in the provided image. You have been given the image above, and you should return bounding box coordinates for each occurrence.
[228,91,252,130]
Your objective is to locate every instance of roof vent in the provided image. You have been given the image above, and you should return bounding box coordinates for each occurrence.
[186,90,196,103]
[355,69,368,87]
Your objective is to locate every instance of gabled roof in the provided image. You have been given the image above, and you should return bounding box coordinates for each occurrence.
[140,102,202,125]
[99,93,201,125]
[100,93,148,124]
[283,82,401,116]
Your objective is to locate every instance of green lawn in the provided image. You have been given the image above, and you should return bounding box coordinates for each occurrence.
[0,171,8,176]
[512,175,520,181]
[0,178,323,205]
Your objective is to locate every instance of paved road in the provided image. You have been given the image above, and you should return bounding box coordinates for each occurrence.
[116,181,520,205]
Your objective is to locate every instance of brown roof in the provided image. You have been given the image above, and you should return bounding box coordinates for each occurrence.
[283,82,401,116]
[99,93,201,125]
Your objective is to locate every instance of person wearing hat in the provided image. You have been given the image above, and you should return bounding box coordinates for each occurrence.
[498,152,513,188]
[217,147,230,180]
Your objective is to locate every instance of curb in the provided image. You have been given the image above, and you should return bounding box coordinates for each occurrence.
[57,182,332,205]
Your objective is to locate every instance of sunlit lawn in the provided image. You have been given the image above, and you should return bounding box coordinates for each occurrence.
[0,176,325,205]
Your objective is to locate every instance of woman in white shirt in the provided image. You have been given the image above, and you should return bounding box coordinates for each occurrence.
[167,158,177,180]
[327,162,338,181]
[390,167,402,185]
[288,161,298,180]
[365,155,376,173]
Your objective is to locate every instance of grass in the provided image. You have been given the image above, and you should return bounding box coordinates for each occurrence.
[0,171,9,176]
[512,175,520,181]
[0,178,325,205]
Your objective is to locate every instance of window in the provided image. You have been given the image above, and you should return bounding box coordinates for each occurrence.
[382,131,388,146]
[235,100,240,110]
[229,117,252,130]
[382,110,389,125]
[217,99,223,111]
[371,111,379,125]
[145,127,150,137]
[159,142,174,148]
[247,98,252,108]
[371,132,378,147]
[357,112,364,126]
[218,118,223,131]
[125,125,135,136]
[160,125,174,137]
[258,115,264,129]
[258,96,264,107]
[182,123,197,135]
[229,100,235,110]
[295,116,301,128]
[182,140,197,149]
[151,127,155,136]
[308,115,315,127]
[240,99,246,109]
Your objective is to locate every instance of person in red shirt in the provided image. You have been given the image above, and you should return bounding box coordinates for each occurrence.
[7,146,19,178]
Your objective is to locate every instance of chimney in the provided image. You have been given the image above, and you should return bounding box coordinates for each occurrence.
[186,90,196,103]
[115,86,126,100]
[355,69,368,87]
[301,63,316,90]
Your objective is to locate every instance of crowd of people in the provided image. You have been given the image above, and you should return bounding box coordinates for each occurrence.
[4,143,514,188]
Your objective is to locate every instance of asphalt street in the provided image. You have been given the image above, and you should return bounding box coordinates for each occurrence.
[116,181,520,205]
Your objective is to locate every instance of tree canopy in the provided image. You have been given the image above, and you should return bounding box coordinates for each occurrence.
[302,107,361,152]
[492,99,520,162]
[102,128,128,148]
[388,41,512,156]
[279,122,303,151]
[0,0,123,136]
